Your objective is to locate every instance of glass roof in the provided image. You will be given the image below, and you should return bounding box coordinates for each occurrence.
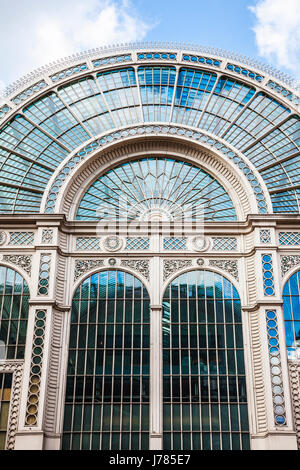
[0,63,299,215]
[76,157,237,222]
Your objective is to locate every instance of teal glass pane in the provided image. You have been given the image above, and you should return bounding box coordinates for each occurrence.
[163,269,249,450]
[283,270,300,359]
[62,270,150,450]
[0,266,29,359]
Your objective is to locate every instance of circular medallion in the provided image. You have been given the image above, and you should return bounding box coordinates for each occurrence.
[108,258,117,266]
[103,236,123,252]
[191,236,208,252]
[197,258,205,266]
[0,232,7,246]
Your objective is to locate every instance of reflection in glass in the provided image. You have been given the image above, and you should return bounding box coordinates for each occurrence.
[283,270,300,360]
[163,270,249,450]
[62,270,150,450]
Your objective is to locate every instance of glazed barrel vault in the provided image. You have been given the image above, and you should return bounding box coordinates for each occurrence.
[0,42,300,450]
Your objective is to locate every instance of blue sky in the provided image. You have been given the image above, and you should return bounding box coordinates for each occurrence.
[135,0,258,57]
[0,0,300,92]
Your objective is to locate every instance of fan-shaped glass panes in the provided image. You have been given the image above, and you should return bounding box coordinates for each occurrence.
[162,270,250,450]
[62,270,150,450]
[0,266,29,359]
[76,158,237,222]
[283,270,300,360]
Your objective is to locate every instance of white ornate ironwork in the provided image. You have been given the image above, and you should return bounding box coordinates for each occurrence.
[74,259,105,281]
[3,255,32,275]
[260,229,271,244]
[279,232,300,246]
[8,232,34,246]
[209,259,239,280]
[163,259,193,281]
[126,237,150,250]
[2,41,299,100]
[281,255,300,277]
[120,259,150,281]
[212,237,237,251]
[163,237,187,250]
[76,237,101,251]
[41,229,54,244]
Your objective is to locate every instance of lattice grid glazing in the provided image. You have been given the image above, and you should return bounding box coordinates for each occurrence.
[76,238,101,251]
[8,232,34,246]
[125,238,150,251]
[163,238,187,251]
[212,238,237,251]
[162,270,250,450]
[0,266,29,360]
[62,270,150,450]
[279,232,300,246]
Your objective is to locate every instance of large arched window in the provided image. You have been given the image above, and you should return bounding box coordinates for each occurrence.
[62,270,150,450]
[76,158,237,222]
[0,265,29,360]
[283,270,300,360]
[162,270,249,450]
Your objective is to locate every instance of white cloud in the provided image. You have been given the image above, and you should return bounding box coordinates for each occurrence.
[249,0,300,79]
[0,0,154,88]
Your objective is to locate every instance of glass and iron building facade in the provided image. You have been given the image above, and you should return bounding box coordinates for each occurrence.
[0,42,300,450]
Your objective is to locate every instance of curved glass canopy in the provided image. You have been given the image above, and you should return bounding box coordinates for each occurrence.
[76,157,237,221]
[0,60,299,215]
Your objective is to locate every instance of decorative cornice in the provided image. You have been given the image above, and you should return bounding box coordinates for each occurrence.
[1,41,298,103]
